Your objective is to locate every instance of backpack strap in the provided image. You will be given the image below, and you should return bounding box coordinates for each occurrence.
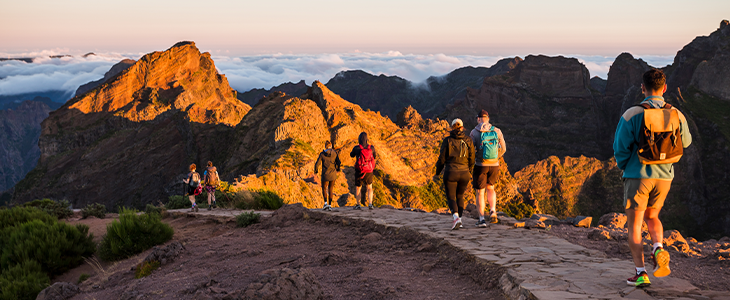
[663,103,672,109]
[635,103,652,109]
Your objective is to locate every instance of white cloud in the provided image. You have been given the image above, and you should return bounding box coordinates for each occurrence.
[1,50,676,100]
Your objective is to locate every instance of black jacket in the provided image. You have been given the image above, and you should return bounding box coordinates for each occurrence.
[435,129,475,175]
[315,149,341,182]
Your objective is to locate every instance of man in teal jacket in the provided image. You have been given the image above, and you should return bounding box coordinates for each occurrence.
[613,69,692,287]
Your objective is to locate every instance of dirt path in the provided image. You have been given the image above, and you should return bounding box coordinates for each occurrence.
[66,207,505,300]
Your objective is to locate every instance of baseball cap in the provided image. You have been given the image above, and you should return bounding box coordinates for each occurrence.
[451,118,463,127]
[477,109,489,117]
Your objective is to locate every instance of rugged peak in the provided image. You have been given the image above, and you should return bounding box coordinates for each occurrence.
[170,41,196,49]
[605,52,650,96]
[721,20,729,30]
[308,80,360,127]
[513,55,591,98]
[75,58,136,97]
[396,105,423,128]
[58,41,249,130]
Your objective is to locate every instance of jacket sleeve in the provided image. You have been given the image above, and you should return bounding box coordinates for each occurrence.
[435,138,448,176]
[613,116,635,170]
[467,136,475,173]
[497,128,507,157]
[314,153,322,174]
[350,146,358,158]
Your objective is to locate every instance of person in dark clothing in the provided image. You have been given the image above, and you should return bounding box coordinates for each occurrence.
[435,119,475,230]
[350,132,376,210]
[314,141,341,210]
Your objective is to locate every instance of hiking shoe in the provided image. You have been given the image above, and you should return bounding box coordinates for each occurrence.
[194,206,199,212]
[207,206,211,211]
[368,204,374,210]
[190,206,195,212]
[452,218,462,230]
[354,205,362,210]
[475,219,488,228]
[212,201,217,208]
[652,247,671,277]
[489,211,499,224]
[627,271,651,287]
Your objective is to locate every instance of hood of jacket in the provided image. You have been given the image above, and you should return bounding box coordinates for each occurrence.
[449,129,466,139]
[322,149,334,157]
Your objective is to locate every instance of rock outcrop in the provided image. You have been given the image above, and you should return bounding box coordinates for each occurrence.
[236,80,309,106]
[12,41,251,209]
[74,59,135,97]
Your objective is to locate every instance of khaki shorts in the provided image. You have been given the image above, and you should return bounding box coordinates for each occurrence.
[623,178,672,211]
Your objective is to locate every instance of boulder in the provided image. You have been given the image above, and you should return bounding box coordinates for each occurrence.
[431,208,450,215]
[143,241,185,265]
[498,215,519,226]
[573,216,592,228]
[662,230,691,254]
[588,229,611,241]
[243,268,324,300]
[337,194,357,207]
[530,213,561,225]
[36,282,79,300]
[598,212,627,229]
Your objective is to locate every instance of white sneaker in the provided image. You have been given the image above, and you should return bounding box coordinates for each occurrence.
[452,217,462,230]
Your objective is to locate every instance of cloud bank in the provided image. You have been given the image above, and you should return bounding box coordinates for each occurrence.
[1,50,674,101]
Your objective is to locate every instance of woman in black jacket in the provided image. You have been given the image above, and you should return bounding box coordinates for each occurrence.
[314,141,341,210]
[435,119,475,230]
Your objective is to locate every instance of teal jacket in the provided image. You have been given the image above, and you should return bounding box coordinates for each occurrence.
[613,96,692,179]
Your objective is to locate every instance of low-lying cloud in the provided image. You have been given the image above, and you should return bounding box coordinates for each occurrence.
[1,50,675,102]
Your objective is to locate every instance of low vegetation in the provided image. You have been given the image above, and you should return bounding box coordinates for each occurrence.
[236,211,261,227]
[22,198,73,219]
[98,208,173,261]
[134,260,160,279]
[0,206,95,300]
[81,203,107,219]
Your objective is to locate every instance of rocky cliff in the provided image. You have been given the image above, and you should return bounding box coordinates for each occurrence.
[223,82,456,210]
[74,59,135,97]
[0,101,53,193]
[12,41,251,209]
[236,80,309,106]
[324,57,522,119]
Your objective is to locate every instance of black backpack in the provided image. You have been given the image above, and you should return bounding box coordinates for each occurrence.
[447,137,469,165]
[635,103,683,164]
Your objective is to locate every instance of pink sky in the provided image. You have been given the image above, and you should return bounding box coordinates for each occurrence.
[1,0,728,56]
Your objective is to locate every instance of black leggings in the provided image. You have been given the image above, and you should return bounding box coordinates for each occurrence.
[444,170,470,217]
[321,181,334,204]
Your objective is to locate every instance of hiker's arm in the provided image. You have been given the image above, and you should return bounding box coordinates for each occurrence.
[678,111,692,148]
[349,147,357,158]
[314,153,322,174]
[467,137,475,173]
[435,139,447,176]
[334,153,342,170]
[497,129,506,157]
[613,117,634,170]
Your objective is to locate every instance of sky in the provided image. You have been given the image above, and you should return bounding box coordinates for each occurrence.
[0,0,727,98]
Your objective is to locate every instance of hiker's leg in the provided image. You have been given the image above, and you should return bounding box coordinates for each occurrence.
[207,190,213,205]
[355,185,362,206]
[626,208,646,268]
[486,185,497,213]
[645,179,670,246]
[445,179,458,215]
[644,207,663,247]
[366,184,373,206]
[189,195,196,205]
[456,172,469,217]
[476,188,486,217]
[327,181,334,205]
[321,180,328,203]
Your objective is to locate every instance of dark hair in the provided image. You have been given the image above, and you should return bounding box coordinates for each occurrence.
[189,163,196,171]
[207,161,213,167]
[325,141,332,148]
[643,69,666,92]
[478,109,489,117]
[358,132,369,147]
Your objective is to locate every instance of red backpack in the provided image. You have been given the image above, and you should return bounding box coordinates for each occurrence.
[356,145,375,175]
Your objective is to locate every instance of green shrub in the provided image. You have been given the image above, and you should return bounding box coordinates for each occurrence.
[254,190,284,210]
[0,261,49,300]
[503,201,534,220]
[0,220,96,276]
[0,206,56,230]
[134,260,160,279]
[22,199,72,219]
[236,211,260,227]
[98,208,174,261]
[144,204,166,216]
[77,273,90,284]
[165,195,190,210]
[81,203,106,219]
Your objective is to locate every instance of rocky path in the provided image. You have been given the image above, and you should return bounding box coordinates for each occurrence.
[168,207,730,300]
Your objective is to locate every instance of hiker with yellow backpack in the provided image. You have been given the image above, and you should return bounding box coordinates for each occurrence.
[613,69,692,287]
[202,161,220,211]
